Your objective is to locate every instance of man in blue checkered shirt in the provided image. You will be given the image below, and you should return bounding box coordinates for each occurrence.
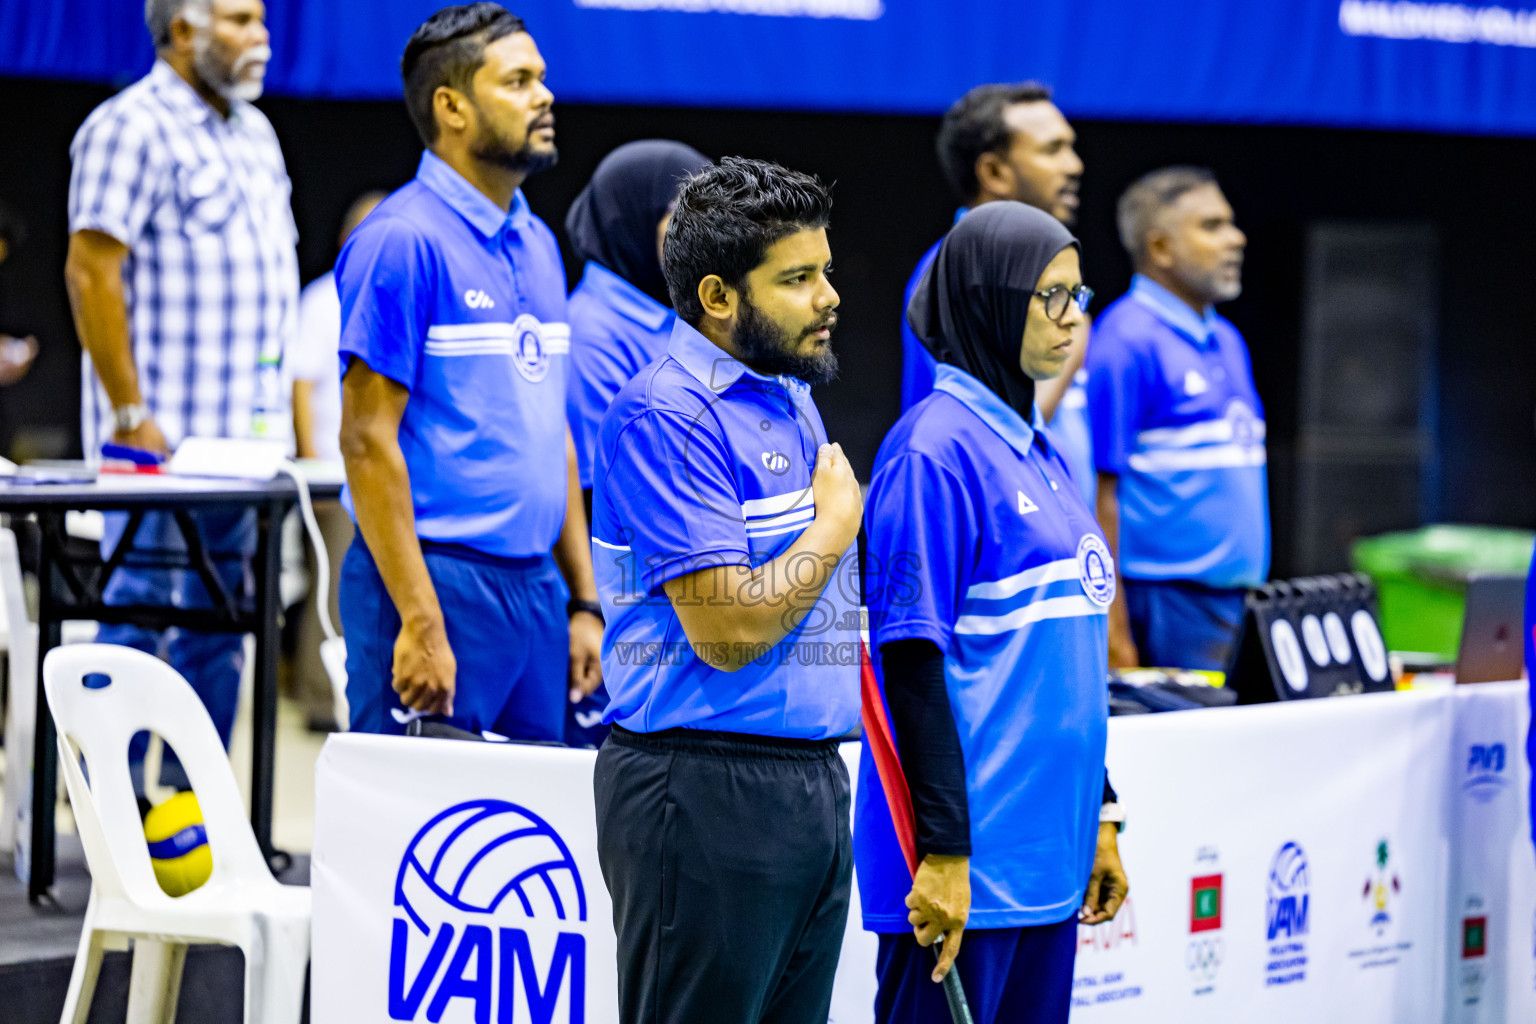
[63,0,296,791]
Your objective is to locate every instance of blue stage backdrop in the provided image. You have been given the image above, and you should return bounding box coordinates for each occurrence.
[3,0,1536,134]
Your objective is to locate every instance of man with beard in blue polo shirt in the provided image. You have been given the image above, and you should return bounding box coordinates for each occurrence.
[337,4,602,737]
[589,157,864,1024]
[1087,166,1267,671]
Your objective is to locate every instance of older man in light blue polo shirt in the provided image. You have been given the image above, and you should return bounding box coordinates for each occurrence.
[1088,166,1268,672]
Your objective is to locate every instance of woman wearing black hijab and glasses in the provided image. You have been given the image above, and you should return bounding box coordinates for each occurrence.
[562,141,710,747]
[856,202,1129,1023]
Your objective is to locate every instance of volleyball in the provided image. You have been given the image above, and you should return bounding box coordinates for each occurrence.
[143,791,213,898]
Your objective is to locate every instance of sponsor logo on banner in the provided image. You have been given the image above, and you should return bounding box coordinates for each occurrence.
[1265,841,1309,986]
[1460,895,1489,1006]
[1187,846,1224,996]
[1347,837,1411,970]
[1463,916,1488,958]
[1364,838,1402,934]
[389,799,589,1023]
[1464,742,1510,803]
[1072,897,1143,1009]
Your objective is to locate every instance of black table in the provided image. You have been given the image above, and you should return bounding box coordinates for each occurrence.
[0,474,343,901]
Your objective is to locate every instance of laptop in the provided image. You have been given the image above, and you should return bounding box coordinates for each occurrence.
[1455,574,1528,684]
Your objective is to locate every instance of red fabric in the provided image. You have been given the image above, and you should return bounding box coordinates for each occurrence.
[860,642,919,877]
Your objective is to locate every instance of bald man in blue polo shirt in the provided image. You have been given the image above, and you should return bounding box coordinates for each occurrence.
[590,158,863,1024]
[337,5,602,737]
[1087,167,1269,672]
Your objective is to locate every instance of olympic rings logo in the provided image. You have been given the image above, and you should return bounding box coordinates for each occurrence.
[1186,936,1225,980]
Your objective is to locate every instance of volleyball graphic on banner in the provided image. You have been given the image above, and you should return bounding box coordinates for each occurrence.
[390,799,589,1024]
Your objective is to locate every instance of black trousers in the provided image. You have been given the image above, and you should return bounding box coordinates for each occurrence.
[594,724,852,1024]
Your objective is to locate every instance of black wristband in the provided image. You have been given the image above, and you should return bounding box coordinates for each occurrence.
[567,598,604,622]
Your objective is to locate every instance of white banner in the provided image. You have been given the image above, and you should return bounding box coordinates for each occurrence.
[311,737,618,1024]
[1069,689,1451,1023]
[1445,681,1536,1022]
[313,687,1534,1024]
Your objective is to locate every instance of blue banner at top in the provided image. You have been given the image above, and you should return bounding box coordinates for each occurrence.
[3,0,1536,135]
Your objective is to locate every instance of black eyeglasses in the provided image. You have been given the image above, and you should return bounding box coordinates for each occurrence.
[1032,284,1094,323]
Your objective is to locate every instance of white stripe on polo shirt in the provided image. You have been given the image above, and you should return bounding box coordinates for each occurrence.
[955,595,1104,636]
[592,536,632,551]
[965,557,1079,601]
[1136,416,1267,449]
[1127,444,1268,472]
[741,490,815,536]
[423,320,572,356]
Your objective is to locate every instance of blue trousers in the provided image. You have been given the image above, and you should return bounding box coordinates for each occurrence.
[339,535,567,740]
[1125,578,1247,672]
[874,917,1078,1024]
[96,509,254,792]
[564,683,611,748]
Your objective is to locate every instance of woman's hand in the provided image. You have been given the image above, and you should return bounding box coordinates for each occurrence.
[1081,822,1129,924]
[906,853,970,981]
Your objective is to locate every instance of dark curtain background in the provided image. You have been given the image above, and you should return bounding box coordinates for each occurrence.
[1,76,1532,576]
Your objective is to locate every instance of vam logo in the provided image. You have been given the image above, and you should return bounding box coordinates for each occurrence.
[1265,841,1310,987]
[465,289,495,309]
[390,799,587,1023]
[1464,743,1509,803]
[761,451,791,475]
[1267,841,1310,940]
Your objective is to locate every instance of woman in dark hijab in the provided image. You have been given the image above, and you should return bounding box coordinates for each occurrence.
[565,139,711,492]
[562,140,709,749]
[855,202,1129,1024]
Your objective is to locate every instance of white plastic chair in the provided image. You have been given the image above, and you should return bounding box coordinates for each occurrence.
[1,526,37,859]
[44,643,310,1024]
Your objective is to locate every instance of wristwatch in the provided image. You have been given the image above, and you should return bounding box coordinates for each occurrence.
[567,598,604,622]
[113,403,149,433]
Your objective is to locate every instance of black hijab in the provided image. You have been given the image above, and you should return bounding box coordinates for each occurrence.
[565,140,712,307]
[907,201,1079,420]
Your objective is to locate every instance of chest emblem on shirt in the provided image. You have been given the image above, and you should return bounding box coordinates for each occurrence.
[762,452,791,475]
[511,313,549,383]
[1077,534,1116,607]
[1226,399,1262,449]
[464,288,496,310]
[1184,369,1209,396]
[1017,490,1040,515]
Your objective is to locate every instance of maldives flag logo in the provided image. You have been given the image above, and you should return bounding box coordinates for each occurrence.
[1191,874,1223,933]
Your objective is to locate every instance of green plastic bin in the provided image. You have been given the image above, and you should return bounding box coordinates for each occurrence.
[1352,525,1534,660]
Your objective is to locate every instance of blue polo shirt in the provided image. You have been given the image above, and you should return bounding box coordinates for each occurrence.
[1054,368,1096,508]
[567,261,674,489]
[856,363,1111,931]
[902,210,1095,499]
[589,319,861,739]
[899,236,943,413]
[1085,274,1270,588]
[336,152,570,558]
